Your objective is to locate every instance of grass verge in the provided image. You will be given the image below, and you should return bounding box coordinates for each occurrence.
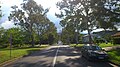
[0,45,48,64]
[70,44,83,47]
[98,43,120,48]
[107,49,120,65]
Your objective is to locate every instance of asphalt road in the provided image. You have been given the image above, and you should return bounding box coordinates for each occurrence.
[3,45,119,67]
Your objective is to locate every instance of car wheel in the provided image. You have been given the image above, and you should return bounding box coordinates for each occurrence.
[86,56,90,60]
[86,55,92,61]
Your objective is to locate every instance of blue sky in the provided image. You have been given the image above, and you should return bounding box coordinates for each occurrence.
[0,0,63,32]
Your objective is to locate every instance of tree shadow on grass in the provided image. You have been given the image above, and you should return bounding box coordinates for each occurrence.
[5,60,51,67]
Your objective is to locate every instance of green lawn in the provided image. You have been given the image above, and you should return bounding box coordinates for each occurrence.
[0,45,48,63]
[98,43,114,48]
[70,43,115,48]
[70,43,120,48]
[70,44,83,47]
[108,49,120,65]
[98,43,120,48]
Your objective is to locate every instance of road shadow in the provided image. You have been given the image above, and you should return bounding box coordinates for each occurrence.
[5,60,51,67]
[25,46,118,67]
[4,46,119,67]
[56,46,118,67]
[26,47,80,57]
[61,57,115,67]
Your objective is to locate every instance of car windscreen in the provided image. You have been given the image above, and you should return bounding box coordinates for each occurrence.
[88,46,102,50]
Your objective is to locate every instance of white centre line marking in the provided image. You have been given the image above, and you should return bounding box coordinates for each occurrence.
[52,46,60,67]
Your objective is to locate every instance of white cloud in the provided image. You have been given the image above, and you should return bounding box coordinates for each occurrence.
[92,29,104,32]
[0,0,62,30]
[81,30,88,34]
[35,0,62,16]
[1,21,15,29]
[35,0,63,32]
[81,29,104,34]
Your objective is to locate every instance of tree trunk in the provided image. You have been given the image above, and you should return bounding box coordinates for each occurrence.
[76,32,79,45]
[31,33,34,47]
[88,29,93,44]
[67,36,70,45]
[37,28,41,46]
[39,35,42,46]
[75,21,79,45]
[30,25,34,47]
[86,8,93,44]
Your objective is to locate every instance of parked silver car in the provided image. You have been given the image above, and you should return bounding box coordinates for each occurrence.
[81,44,109,61]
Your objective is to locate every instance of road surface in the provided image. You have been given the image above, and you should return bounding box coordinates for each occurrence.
[3,45,119,67]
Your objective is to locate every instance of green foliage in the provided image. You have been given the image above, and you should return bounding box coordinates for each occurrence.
[48,33,54,45]
[113,37,120,44]
[0,27,29,48]
[108,49,120,65]
[0,45,48,63]
[8,0,57,47]
[103,34,112,42]
[5,28,23,45]
[9,0,47,47]
[56,0,120,44]
[61,25,84,44]
[56,0,96,43]
[61,25,75,44]
[96,0,120,31]
[70,44,83,48]
[98,43,114,48]
[0,2,2,18]
[0,27,6,47]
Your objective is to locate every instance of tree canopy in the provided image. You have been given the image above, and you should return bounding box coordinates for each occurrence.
[56,0,120,44]
[8,0,57,47]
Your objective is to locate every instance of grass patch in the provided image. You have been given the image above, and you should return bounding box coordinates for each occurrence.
[98,43,114,48]
[0,45,48,63]
[98,43,120,48]
[108,49,120,65]
[70,44,83,47]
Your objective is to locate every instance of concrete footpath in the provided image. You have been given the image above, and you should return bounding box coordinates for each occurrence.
[103,45,120,51]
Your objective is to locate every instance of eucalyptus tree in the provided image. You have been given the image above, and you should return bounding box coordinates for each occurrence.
[56,0,83,44]
[9,0,50,47]
[96,0,120,31]
[0,1,2,18]
[0,27,6,47]
[34,21,57,45]
[44,22,58,45]
[56,0,120,44]
[34,15,50,45]
[61,22,75,44]
[56,0,96,43]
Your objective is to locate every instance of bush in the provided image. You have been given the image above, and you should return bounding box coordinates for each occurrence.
[108,49,120,65]
[113,38,120,44]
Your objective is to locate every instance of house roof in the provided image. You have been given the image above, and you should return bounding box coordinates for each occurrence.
[112,32,120,37]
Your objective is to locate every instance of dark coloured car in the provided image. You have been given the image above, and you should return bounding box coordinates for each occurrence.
[81,44,109,61]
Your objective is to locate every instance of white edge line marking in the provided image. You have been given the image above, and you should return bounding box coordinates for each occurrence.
[52,46,59,67]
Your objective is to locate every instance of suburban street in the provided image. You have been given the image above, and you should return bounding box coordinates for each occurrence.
[4,45,119,67]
